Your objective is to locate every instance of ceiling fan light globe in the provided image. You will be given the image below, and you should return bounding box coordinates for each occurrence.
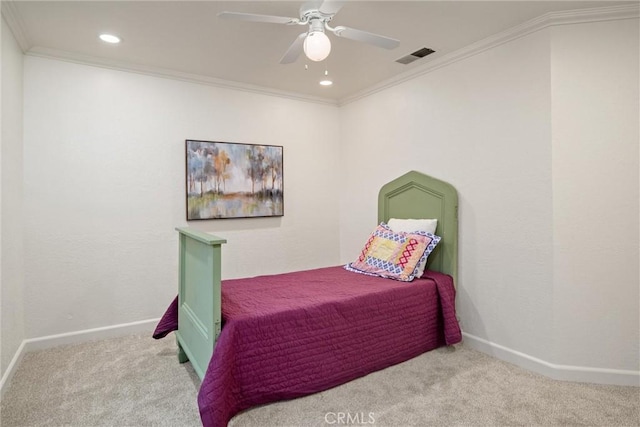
[303,31,331,62]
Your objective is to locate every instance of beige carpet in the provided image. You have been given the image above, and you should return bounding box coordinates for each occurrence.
[1,332,638,426]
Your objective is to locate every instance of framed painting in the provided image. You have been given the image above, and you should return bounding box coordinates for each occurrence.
[186,139,284,220]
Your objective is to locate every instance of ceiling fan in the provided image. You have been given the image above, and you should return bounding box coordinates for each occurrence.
[218,0,400,64]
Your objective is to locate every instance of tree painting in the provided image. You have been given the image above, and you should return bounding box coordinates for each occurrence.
[186,140,283,220]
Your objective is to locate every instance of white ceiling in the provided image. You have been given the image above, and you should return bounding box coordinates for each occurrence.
[3,1,636,103]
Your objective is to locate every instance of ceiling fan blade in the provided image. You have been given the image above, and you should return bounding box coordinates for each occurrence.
[332,26,400,50]
[318,0,344,15]
[217,11,299,25]
[280,33,307,64]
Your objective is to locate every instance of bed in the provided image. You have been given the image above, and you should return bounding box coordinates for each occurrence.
[154,170,461,426]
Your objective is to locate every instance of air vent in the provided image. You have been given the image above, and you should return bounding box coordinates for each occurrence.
[396,47,435,65]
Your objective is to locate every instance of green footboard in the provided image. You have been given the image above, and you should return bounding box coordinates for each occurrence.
[175,227,226,380]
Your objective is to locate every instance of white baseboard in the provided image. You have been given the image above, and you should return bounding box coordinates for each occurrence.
[0,318,160,397]
[22,318,160,352]
[0,340,27,399]
[462,332,640,387]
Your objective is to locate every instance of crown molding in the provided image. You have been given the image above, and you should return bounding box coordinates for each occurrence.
[338,4,640,106]
[7,3,638,108]
[1,1,31,52]
[5,0,337,106]
[26,47,338,106]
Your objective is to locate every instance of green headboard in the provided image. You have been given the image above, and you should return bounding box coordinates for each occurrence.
[378,171,459,285]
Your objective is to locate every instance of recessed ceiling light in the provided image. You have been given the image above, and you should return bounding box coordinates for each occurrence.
[319,79,333,86]
[99,34,121,44]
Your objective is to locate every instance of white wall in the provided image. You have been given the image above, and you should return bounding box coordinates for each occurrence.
[23,57,341,338]
[7,10,639,385]
[340,17,639,378]
[551,19,639,371]
[1,11,3,382]
[340,29,555,362]
[1,16,25,378]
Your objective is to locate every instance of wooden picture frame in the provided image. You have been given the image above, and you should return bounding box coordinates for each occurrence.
[186,139,283,220]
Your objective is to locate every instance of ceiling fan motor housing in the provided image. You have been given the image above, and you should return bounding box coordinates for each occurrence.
[308,18,326,33]
[300,4,335,26]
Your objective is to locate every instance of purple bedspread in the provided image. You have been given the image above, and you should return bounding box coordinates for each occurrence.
[154,266,461,426]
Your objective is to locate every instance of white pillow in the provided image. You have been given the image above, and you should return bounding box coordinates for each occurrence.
[387,218,438,278]
[387,218,437,235]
